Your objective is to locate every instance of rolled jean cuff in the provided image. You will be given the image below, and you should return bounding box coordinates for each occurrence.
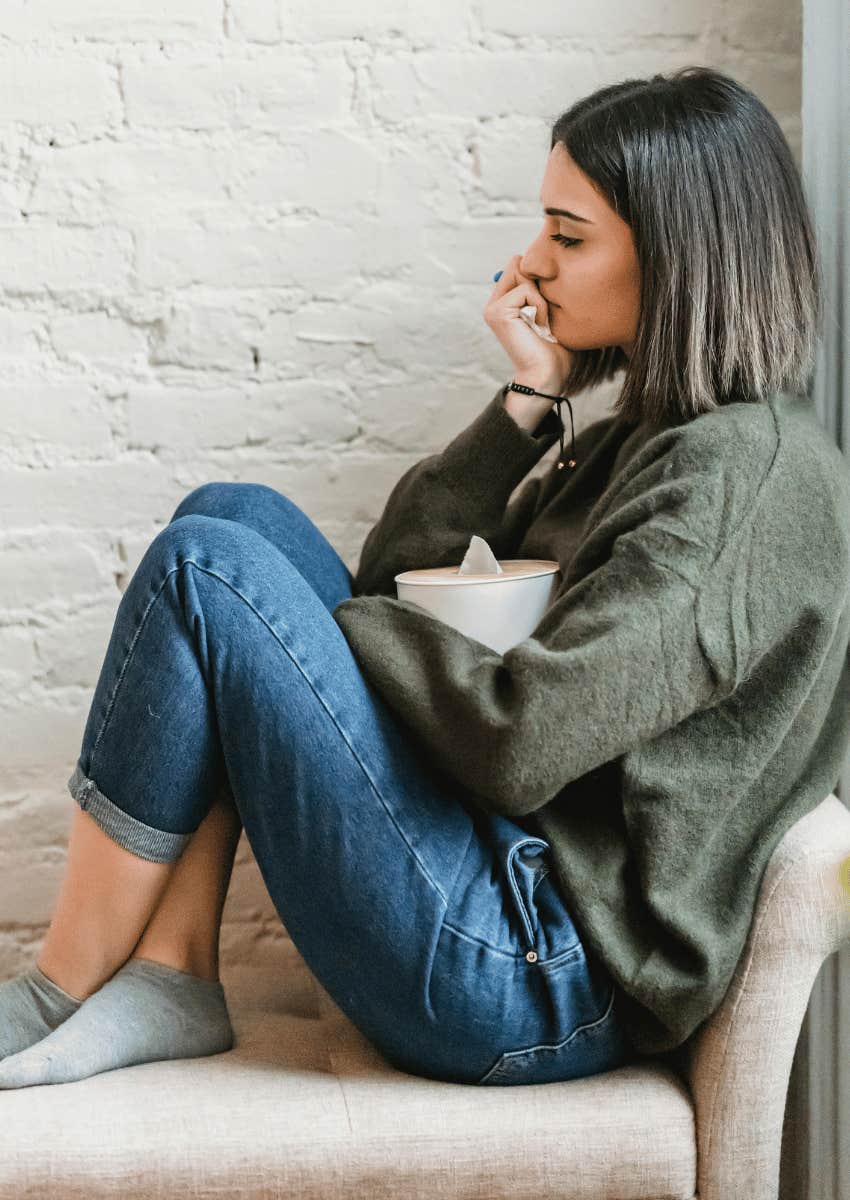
[67,761,192,865]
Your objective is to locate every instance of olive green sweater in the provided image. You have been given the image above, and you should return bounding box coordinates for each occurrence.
[332,383,850,1056]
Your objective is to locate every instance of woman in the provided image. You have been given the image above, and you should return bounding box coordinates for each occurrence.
[1,66,846,1090]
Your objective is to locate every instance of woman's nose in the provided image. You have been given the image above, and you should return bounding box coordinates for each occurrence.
[519,238,552,283]
[519,262,546,288]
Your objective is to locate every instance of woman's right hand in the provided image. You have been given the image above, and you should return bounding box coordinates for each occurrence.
[484,254,575,393]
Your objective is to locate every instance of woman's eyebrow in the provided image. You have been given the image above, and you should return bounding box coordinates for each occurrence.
[542,205,593,224]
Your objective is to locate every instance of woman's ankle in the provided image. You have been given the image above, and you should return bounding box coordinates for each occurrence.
[34,956,99,1003]
[128,946,219,984]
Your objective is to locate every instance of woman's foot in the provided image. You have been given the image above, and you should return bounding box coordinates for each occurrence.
[0,966,83,1060]
[0,957,233,1088]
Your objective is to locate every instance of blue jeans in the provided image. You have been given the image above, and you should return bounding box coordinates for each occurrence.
[67,482,635,1086]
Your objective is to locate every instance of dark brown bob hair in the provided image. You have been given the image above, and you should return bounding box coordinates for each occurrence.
[549,66,823,427]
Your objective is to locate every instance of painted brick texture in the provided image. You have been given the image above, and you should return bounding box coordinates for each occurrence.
[0,1,802,975]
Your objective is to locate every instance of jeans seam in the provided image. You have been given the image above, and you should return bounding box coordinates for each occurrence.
[89,561,179,770]
[440,918,585,966]
[477,984,616,1084]
[441,919,524,960]
[511,984,616,1057]
[506,836,550,947]
[93,555,450,905]
[537,943,585,970]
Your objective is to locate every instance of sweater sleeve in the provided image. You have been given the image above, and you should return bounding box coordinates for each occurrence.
[332,469,734,816]
[351,385,562,597]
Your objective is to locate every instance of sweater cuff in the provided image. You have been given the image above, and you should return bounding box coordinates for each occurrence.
[434,385,563,506]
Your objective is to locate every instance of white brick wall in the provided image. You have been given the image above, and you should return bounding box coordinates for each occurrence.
[0,1,802,975]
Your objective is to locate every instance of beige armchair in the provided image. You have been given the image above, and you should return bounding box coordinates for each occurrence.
[1,792,848,1200]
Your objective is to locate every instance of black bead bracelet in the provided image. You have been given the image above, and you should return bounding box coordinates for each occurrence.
[506,381,577,470]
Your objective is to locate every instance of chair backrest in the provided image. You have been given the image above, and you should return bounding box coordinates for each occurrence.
[678,792,850,1200]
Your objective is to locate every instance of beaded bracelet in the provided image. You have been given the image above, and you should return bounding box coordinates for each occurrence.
[506,381,577,470]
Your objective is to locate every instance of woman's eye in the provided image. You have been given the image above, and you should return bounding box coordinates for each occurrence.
[550,234,581,248]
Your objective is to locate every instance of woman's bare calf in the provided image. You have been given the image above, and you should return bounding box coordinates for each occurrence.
[37,788,242,1001]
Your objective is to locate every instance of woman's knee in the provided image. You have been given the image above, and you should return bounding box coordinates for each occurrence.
[162,483,348,607]
[170,481,295,526]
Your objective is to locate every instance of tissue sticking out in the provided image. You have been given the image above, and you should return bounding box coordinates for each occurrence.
[519,304,559,344]
[457,534,504,575]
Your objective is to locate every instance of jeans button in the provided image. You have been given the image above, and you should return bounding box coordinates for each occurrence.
[526,950,538,963]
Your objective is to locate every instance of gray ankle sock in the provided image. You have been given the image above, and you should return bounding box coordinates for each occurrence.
[0,967,83,1060]
[0,958,234,1089]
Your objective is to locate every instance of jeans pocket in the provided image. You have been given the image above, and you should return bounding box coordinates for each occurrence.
[505,835,552,948]
[485,813,581,961]
[474,982,628,1086]
[501,838,584,967]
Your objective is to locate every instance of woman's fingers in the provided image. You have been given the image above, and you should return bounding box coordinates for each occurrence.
[484,253,573,386]
[489,255,549,327]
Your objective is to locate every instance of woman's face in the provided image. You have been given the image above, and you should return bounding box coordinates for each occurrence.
[519,143,641,359]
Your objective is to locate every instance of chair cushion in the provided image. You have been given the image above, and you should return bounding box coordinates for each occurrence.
[0,943,697,1200]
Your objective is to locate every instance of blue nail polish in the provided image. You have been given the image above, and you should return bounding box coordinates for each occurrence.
[493,270,503,282]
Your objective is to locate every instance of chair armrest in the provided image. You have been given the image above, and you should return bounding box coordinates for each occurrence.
[678,793,850,1200]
